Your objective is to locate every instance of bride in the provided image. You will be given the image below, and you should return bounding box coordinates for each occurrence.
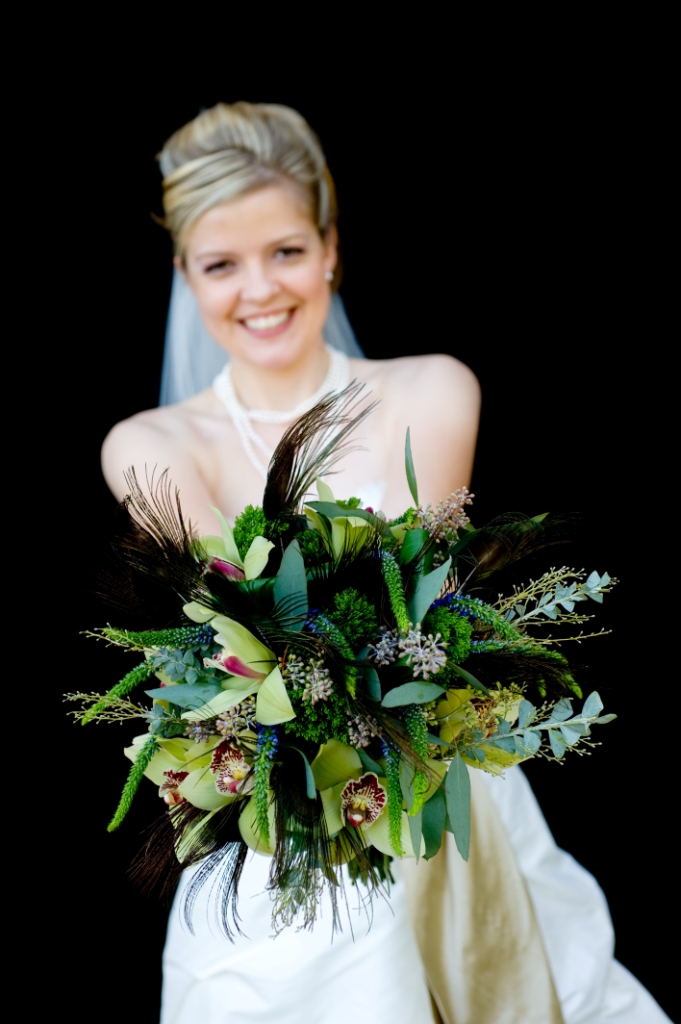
[102,101,668,1024]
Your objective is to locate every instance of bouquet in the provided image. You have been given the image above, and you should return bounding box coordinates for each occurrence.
[70,385,615,933]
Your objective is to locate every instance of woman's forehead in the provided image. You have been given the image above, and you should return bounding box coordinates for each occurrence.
[186,182,316,256]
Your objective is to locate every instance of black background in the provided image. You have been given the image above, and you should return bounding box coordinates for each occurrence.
[37,66,673,1022]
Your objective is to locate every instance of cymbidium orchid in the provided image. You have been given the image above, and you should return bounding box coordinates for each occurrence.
[210,740,254,796]
[202,505,274,581]
[305,479,374,561]
[340,773,387,828]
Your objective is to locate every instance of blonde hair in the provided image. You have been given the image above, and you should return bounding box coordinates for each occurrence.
[159,101,338,263]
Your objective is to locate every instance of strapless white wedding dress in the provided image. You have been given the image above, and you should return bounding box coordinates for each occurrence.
[160,480,669,1024]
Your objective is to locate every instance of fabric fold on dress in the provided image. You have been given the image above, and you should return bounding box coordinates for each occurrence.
[401,768,564,1024]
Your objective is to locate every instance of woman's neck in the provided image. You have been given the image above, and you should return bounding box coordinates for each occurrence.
[228,341,330,413]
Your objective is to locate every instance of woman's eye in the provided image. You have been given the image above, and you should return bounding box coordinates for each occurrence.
[204,260,235,274]
[275,247,305,259]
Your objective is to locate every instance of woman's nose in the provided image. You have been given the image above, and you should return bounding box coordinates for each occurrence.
[240,262,280,303]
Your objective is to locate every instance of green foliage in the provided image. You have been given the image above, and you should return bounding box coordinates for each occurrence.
[423,607,473,669]
[297,528,328,564]
[82,661,155,725]
[107,736,159,831]
[283,685,350,745]
[383,743,403,856]
[233,504,268,557]
[380,552,409,632]
[315,616,357,697]
[324,588,379,650]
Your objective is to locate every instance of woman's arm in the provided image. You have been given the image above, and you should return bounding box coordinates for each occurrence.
[381,354,481,509]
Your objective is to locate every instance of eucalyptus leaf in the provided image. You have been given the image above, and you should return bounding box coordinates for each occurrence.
[549,730,568,758]
[518,699,536,729]
[356,748,384,775]
[407,557,452,628]
[560,724,582,746]
[444,754,470,861]
[273,540,308,632]
[144,682,224,708]
[399,757,416,813]
[549,698,573,722]
[401,528,428,565]
[449,662,491,697]
[582,691,604,718]
[408,809,423,862]
[586,570,601,589]
[382,681,446,707]
[422,787,446,860]
[360,664,381,701]
[405,427,419,505]
[287,746,317,799]
[496,718,511,735]
[489,735,518,754]
[426,732,451,747]
[521,730,541,754]
[594,713,617,725]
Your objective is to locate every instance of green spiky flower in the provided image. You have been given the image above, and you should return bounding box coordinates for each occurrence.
[383,742,404,856]
[403,705,429,816]
[108,736,159,831]
[381,552,409,632]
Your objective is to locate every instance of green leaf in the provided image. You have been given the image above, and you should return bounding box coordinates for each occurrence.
[516,730,541,756]
[594,713,617,725]
[399,757,416,813]
[408,809,423,861]
[582,691,604,718]
[549,730,568,758]
[400,528,428,565]
[405,427,419,505]
[273,540,308,631]
[426,732,451,747]
[549,698,573,722]
[360,664,381,701]
[356,748,384,776]
[449,662,491,697]
[518,699,536,729]
[381,681,446,707]
[287,746,317,799]
[559,724,581,746]
[305,501,384,528]
[444,753,470,860]
[407,557,452,627]
[422,787,446,859]
[144,682,224,709]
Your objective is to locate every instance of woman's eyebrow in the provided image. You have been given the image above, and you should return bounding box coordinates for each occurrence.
[194,233,309,260]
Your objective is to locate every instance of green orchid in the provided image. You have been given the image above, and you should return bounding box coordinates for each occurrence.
[201,505,274,581]
[123,733,238,811]
[305,479,374,561]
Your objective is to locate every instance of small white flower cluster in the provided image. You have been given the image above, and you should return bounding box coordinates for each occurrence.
[399,627,448,680]
[185,721,216,743]
[216,697,256,744]
[347,715,381,748]
[283,653,334,704]
[423,487,474,541]
[367,628,400,666]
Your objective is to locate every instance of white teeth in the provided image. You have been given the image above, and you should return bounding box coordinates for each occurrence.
[244,311,291,330]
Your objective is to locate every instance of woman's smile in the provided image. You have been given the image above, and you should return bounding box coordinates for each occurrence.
[239,307,296,338]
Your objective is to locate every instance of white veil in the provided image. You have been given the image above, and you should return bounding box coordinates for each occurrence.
[159,269,364,406]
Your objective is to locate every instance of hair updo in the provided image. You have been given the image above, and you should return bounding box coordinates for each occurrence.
[159,102,338,264]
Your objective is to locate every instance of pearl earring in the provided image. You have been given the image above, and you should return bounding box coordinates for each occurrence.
[325,271,333,282]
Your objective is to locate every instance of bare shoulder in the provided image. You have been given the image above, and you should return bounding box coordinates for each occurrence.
[356,353,480,414]
[101,397,207,501]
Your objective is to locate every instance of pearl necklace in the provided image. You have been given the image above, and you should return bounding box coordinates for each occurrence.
[213,346,351,479]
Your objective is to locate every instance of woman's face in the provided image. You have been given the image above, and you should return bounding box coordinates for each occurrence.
[182,182,337,371]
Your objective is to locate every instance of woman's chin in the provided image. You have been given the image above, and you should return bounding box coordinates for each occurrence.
[225,330,325,372]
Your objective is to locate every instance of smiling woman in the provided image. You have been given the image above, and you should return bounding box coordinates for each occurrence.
[98,101,668,1024]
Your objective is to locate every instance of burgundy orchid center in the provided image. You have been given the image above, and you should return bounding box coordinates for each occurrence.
[341,772,387,829]
[159,769,189,806]
[210,740,251,794]
[221,655,265,679]
[211,559,246,581]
